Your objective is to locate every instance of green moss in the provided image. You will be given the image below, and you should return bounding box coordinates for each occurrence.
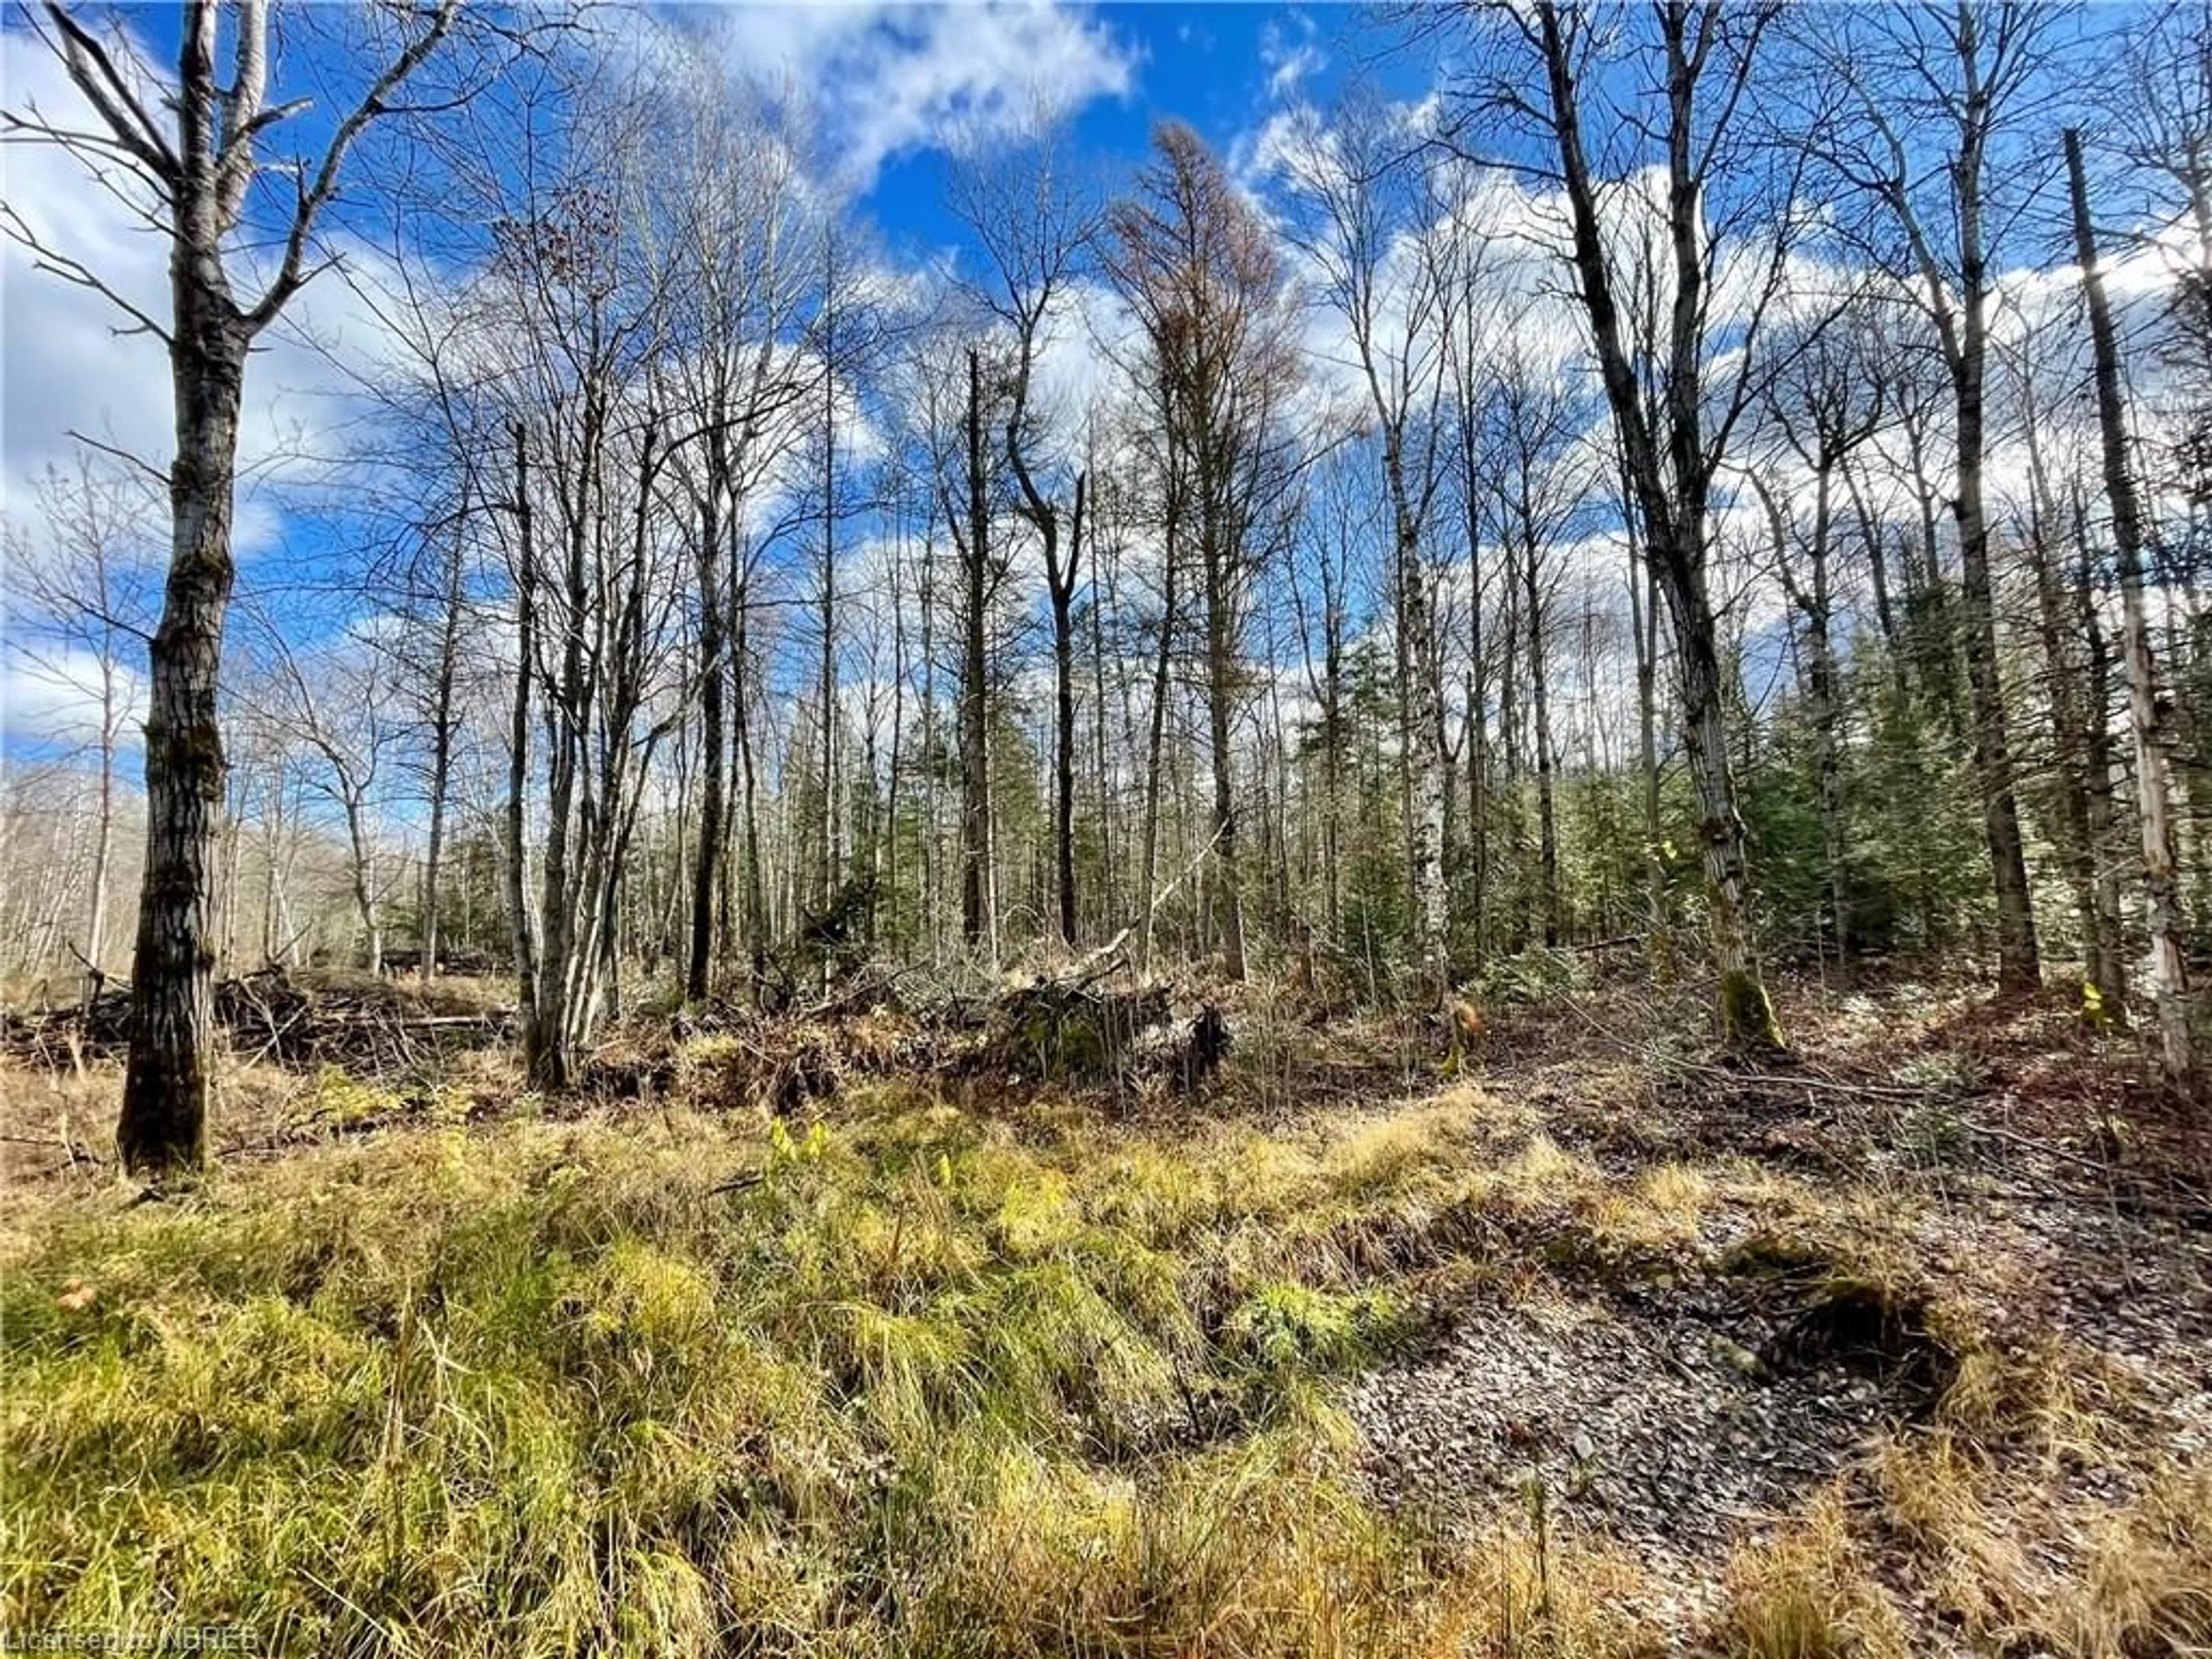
[1719,967,1786,1053]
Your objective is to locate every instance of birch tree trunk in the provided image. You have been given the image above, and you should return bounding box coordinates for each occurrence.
[2067,127,2198,1092]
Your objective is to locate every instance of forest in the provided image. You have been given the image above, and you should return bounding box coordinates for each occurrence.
[2,1,2209,1653]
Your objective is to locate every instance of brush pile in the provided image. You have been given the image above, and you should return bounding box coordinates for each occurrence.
[1,967,511,1075]
[579,950,1234,1119]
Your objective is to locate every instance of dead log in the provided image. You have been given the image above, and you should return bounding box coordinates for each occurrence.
[3,965,511,1075]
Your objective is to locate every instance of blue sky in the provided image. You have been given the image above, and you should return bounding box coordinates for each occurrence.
[0,0,2160,770]
[793,2,1409,249]
[2,1,1405,756]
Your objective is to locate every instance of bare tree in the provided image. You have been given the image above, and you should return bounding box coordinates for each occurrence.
[14,452,157,1003]
[255,628,401,975]
[1482,334,1600,950]
[1747,286,1888,972]
[5,0,467,1171]
[1105,122,1303,982]
[1279,89,1454,999]
[631,65,827,1001]
[936,342,1008,960]
[1804,0,2070,994]
[2067,126,2199,1093]
[952,113,1097,949]
[1451,1,1797,1048]
[465,77,695,1083]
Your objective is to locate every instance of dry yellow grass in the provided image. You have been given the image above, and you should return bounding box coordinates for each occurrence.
[4,1029,2202,1658]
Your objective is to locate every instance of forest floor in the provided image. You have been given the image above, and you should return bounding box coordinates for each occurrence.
[2,968,2208,1656]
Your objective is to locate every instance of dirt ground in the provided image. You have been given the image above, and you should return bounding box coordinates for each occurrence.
[1346,974,2212,1651]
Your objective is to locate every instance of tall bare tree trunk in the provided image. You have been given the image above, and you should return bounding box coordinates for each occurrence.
[687,483,728,1003]
[421,516,465,984]
[1202,514,1246,982]
[2073,515,2127,1017]
[2068,127,2198,1092]
[1138,499,1179,972]
[1465,437,1491,967]
[1521,532,1560,948]
[83,649,118,1010]
[1955,331,2040,993]
[1951,3,2039,992]
[506,426,543,1068]
[736,605,768,997]
[1522,0,1780,1049]
[958,350,994,956]
[1090,521,1118,934]
[39,0,463,1172]
[1629,546,1667,971]
[817,344,839,931]
[118,273,247,1173]
[1046,476,1085,948]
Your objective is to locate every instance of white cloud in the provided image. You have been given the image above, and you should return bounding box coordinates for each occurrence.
[1,28,408,554]
[1030,277,1135,445]
[706,2,1139,191]
[1260,13,1326,101]
[0,639,141,750]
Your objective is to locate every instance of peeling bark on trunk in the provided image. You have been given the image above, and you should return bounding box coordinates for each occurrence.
[119,297,245,1173]
[2068,127,2198,1092]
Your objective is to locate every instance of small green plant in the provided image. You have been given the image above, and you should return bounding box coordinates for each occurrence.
[296,1063,403,1130]
[1475,945,1589,1006]
[1222,1280,1410,1376]
[1893,1050,1984,1094]
[1899,1099,1968,1168]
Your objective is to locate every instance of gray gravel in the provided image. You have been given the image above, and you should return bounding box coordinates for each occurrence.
[1345,1285,1905,1569]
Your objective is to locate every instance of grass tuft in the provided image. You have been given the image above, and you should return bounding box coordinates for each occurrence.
[1,1077,1637,1654]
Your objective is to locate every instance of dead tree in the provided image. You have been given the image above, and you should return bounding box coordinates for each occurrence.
[952,116,1097,949]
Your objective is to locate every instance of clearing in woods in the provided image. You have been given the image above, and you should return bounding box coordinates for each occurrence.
[2,971,2207,1656]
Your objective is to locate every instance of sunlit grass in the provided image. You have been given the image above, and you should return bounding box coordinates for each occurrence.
[2,1077,1661,1655]
[6,1055,2200,1657]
